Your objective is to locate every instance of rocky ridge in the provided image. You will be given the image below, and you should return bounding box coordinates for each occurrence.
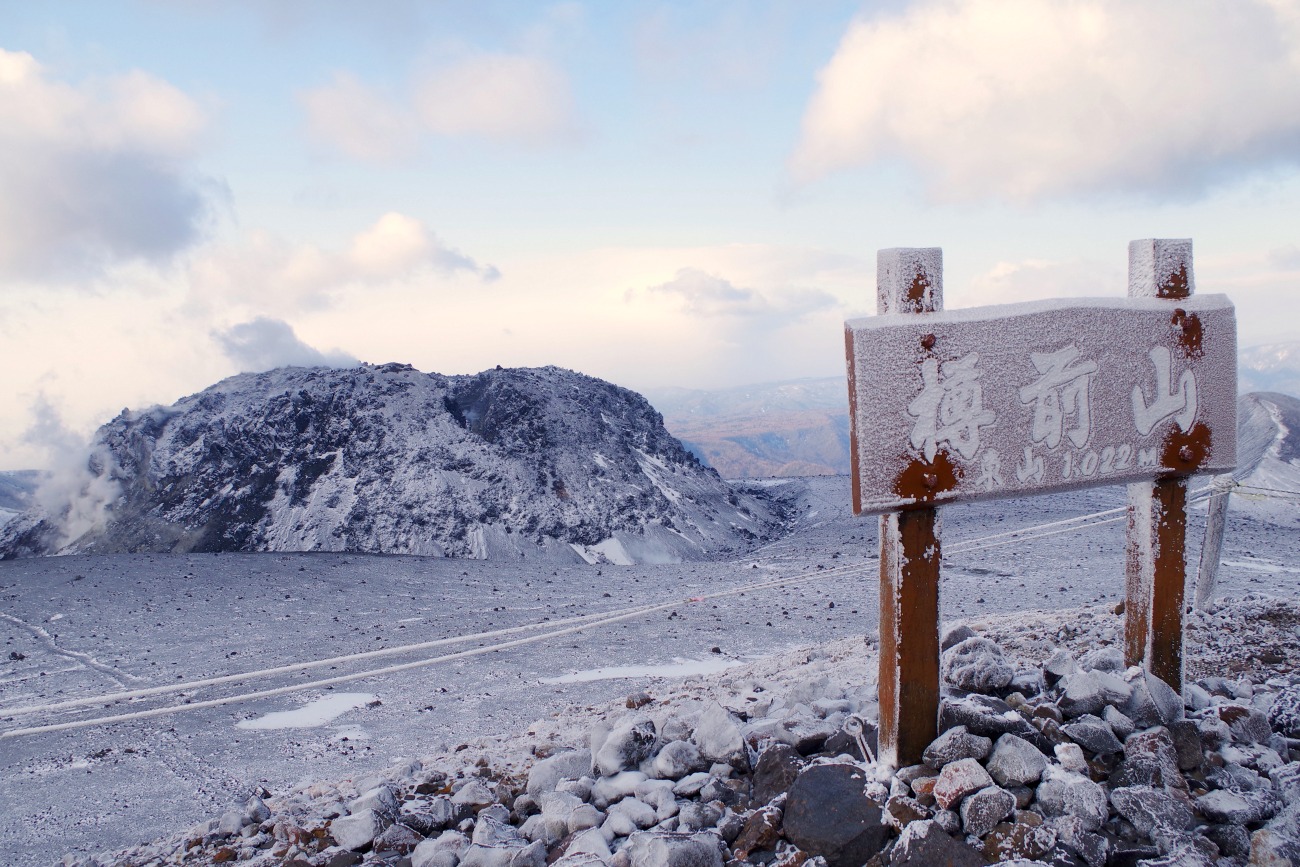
[62,595,1300,867]
[1,365,787,563]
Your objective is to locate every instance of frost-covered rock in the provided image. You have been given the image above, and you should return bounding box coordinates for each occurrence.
[1109,785,1193,838]
[941,637,1014,692]
[889,819,983,867]
[331,808,389,851]
[652,740,704,781]
[957,785,1015,837]
[411,830,470,867]
[1269,686,1300,738]
[597,717,658,776]
[783,764,888,867]
[623,830,724,867]
[1034,767,1107,831]
[985,733,1047,787]
[1124,671,1183,728]
[691,704,745,767]
[922,726,991,769]
[932,758,993,810]
[528,750,593,795]
[1061,714,1122,756]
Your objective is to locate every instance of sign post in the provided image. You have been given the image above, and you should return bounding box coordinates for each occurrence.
[845,240,1236,770]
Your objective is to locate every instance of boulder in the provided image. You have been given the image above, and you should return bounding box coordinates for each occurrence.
[981,822,1057,863]
[597,717,658,777]
[958,785,1015,837]
[941,637,1014,692]
[1269,685,1300,738]
[1195,788,1282,825]
[932,758,993,811]
[922,726,992,770]
[888,820,983,867]
[731,805,782,859]
[783,764,889,867]
[652,741,705,781]
[623,830,725,867]
[751,743,803,806]
[985,733,1047,787]
[374,822,424,856]
[1108,785,1193,838]
[1034,767,1107,831]
[527,750,593,795]
[1061,715,1121,756]
[332,809,389,851]
[939,695,1036,740]
[458,841,547,867]
[1124,672,1183,728]
[883,795,930,832]
[1212,702,1273,745]
[692,704,745,767]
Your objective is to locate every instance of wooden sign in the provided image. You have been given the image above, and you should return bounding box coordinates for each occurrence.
[845,294,1236,514]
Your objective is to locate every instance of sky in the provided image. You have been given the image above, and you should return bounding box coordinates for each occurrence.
[2,0,1299,471]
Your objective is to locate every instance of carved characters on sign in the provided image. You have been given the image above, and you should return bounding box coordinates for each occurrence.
[906,353,996,461]
[1018,344,1097,449]
[1132,346,1198,436]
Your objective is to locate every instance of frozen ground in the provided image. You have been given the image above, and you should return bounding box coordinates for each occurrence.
[1,475,1297,866]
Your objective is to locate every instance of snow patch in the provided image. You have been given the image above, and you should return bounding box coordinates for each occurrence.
[539,657,743,684]
[235,693,377,730]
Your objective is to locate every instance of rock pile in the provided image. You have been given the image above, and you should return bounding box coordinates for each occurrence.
[61,602,1300,867]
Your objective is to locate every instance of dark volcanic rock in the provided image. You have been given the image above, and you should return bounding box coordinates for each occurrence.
[1,365,783,561]
[750,743,803,806]
[782,764,888,867]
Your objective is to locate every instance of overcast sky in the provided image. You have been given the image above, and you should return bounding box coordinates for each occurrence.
[2,0,1299,470]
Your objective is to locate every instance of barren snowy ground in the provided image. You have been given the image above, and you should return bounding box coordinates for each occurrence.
[1,476,1297,866]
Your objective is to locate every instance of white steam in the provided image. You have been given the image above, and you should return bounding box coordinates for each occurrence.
[23,395,121,551]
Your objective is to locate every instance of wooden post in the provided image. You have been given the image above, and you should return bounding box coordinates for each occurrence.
[874,247,942,770]
[1195,474,1234,609]
[1124,238,1193,689]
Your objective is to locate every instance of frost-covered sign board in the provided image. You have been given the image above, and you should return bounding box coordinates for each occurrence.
[845,294,1237,514]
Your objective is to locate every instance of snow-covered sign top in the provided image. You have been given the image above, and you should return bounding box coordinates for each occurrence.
[845,294,1237,514]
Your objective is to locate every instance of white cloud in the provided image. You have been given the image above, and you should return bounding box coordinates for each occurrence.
[0,49,213,278]
[646,267,838,320]
[790,0,1300,201]
[302,52,578,159]
[300,72,420,162]
[214,317,360,372]
[188,212,498,311]
[414,53,577,145]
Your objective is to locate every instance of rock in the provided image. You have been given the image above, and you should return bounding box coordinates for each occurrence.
[332,809,388,851]
[473,817,526,847]
[652,741,705,781]
[941,624,977,651]
[731,805,782,858]
[452,780,498,808]
[527,750,593,795]
[692,704,746,767]
[1124,672,1183,728]
[519,815,565,848]
[1213,702,1273,745]
[1049,816,1108,867]
[1061,715,1121,756]
[1183,682,1211,712]
[551,854,607,867]
[1054,743,1088,774]
[1079,647,1125,673]
[822,725,877,762]
[1110,727,1185,792]
[607,798,658,832]
[958,785,1016,837]
[1034,767,1108,831]
[1195,788,1282,824]
[374,822,424,856]
[1102,705,1135,740]
[634,781,678,821]
[932,809,960,835]
[623,830,725,867]
[1057,671,1106,719]
[941,637,1014,692]
[1108,785,1193,838]
[1043,649,1080,684]
[598,717,659,777]
[411,830,470,867]
[1166,719,1203,771]
[986,733,1048,787]
[1248,827,1300,867]
[751,743,803,805]
[216,810,248,837]
[352,786,400,823]
[932,758,993,810]
[671,773,709,798]
[981,822,1057,863]
[923,726,992,769]
[783,764,889,867]
[1271,761,1300,799]
[402,797,468,836]
[1201,823,1249,858]
[888,820,983,867]
[591,771,648,808]
[568,805,603,834]
[1269,685,1300,738]
[939,695,1036,740]
[883,795,930,832]
[675,802,722,833]
[470,841,548,867]
[566,828,613,859]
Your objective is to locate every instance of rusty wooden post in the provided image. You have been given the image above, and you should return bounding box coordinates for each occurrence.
[1124,238,1193,689]
[872,247,942,770]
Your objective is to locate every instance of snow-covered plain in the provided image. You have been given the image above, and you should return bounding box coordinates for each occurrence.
[2,473,1298,866]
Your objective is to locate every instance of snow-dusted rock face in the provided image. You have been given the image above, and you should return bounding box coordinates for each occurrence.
[1,364,785,561]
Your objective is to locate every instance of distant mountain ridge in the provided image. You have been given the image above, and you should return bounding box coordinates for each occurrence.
[0,365,785,562]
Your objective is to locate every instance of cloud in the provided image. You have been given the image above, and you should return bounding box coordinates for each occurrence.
[301,51,578,159]
[188,212,498,311]
[647,267,838,319]
[300,71,420,162]
[790,0,1300,201]
[0,49,214,278]
[214,317,360,372]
